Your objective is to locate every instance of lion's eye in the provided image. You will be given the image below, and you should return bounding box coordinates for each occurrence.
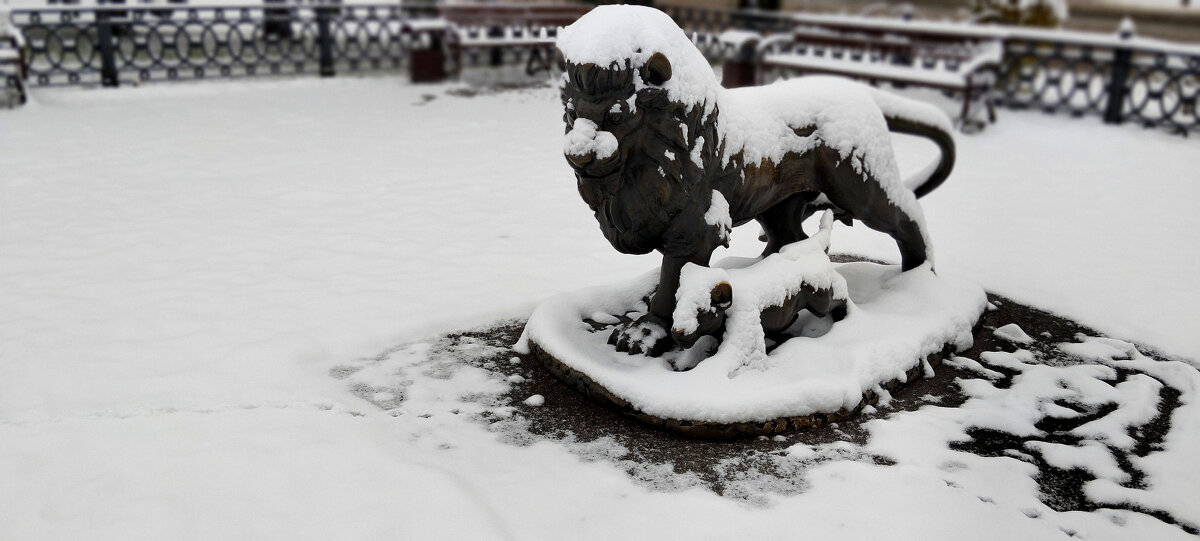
[606,110,624,126]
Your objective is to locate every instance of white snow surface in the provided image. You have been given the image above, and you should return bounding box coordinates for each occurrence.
[994,322,1036,344]
[1,77,1199,539]
[703,189,732,245]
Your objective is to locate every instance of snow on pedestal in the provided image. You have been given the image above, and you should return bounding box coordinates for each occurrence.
[519,258,986,436]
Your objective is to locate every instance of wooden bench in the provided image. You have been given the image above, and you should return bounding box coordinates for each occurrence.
[448,25,560,77]
[1,16,27,107]
[759,15,1006,128]
[439,5,589,78]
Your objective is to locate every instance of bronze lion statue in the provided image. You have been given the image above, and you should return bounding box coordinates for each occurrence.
[557,6,956,356]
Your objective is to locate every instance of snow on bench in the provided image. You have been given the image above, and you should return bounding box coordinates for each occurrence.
[449,25,559,77]
[441,4,587,77]
[759,15,1005,129]
[763,44,1001,90]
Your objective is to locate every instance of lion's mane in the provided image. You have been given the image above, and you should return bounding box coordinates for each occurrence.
[561,61,727,256]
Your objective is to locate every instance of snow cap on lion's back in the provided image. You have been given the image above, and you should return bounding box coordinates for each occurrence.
[557,5,719,111]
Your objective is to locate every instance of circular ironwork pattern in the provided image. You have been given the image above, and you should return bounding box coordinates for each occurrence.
[1125,54,1200,130]
[7,5,1198,134]
[10,5,421,86]
[999,39,1199,133]
[997,41,1111,117]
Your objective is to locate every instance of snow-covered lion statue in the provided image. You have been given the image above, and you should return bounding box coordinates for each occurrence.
[557,5,956,357]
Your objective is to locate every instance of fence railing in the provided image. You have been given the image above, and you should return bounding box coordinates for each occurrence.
[996,29,1200,133]
[8,3,443,86]
[5,4,1198,133]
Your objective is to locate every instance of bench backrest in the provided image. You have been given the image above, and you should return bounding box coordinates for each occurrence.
[793,27,993,62]
[779,16,1006,68]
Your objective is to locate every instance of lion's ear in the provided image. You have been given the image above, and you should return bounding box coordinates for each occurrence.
[555,48,566,71]
[641,52,672,86]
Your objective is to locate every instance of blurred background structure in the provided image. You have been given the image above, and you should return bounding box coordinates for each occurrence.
[1,0,1197,132]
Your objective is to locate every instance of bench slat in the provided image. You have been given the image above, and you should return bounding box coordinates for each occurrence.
[763,53,976,89]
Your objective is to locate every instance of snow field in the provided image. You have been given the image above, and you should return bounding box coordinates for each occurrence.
[1,76,1198,539]
[337,317,1200,539]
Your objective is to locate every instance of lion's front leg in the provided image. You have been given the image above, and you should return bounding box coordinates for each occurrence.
[610,254,704,357]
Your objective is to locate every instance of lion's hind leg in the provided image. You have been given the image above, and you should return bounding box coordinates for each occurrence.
[818,151,929,271]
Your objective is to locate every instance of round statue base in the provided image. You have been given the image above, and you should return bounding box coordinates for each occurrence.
[519,261,987,438]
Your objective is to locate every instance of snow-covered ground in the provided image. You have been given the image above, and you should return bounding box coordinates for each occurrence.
[2,76,1198,539]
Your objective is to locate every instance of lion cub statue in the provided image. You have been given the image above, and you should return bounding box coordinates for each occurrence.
[557,6,956,357]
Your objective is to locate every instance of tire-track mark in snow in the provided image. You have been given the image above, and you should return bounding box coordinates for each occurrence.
[0,400,364,427]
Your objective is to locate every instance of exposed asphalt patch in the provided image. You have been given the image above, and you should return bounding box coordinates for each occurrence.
[422,289,1194,534]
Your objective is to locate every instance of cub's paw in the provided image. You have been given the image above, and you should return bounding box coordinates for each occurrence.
[672,281,732,349]
[608,314,672,357]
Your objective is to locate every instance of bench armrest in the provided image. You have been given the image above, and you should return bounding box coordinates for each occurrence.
[755,33,797,60]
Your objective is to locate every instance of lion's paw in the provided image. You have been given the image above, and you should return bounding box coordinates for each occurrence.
[608,315,672,357]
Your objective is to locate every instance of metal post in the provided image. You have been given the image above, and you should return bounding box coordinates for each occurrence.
[487,25,503,67]
[97,10,119,87]
[1104,19,1136,125]
[1103,48,1131,124]
[316,6,335,77]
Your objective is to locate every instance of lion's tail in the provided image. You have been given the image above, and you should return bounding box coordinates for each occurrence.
[869,89,957,199]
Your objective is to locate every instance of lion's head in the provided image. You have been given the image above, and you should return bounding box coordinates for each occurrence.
[556,6,724,255]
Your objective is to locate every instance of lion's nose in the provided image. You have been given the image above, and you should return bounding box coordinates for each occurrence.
[567,152,593,168]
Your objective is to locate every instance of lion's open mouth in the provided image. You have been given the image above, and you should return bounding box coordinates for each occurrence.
[600,198,625,234]
[598,198,656,255]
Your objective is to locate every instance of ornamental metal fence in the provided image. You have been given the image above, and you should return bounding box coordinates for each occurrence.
[997,30,1200,133]
[5,3,1198,134]
[8,3,437,86]
[4,3,794,89]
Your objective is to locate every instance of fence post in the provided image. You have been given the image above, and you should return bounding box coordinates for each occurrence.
[1103,48,1131,124]
[1103,19,1135,124]
[487,25,503,67]
[316,6,335,77]
[96,10,119,87]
